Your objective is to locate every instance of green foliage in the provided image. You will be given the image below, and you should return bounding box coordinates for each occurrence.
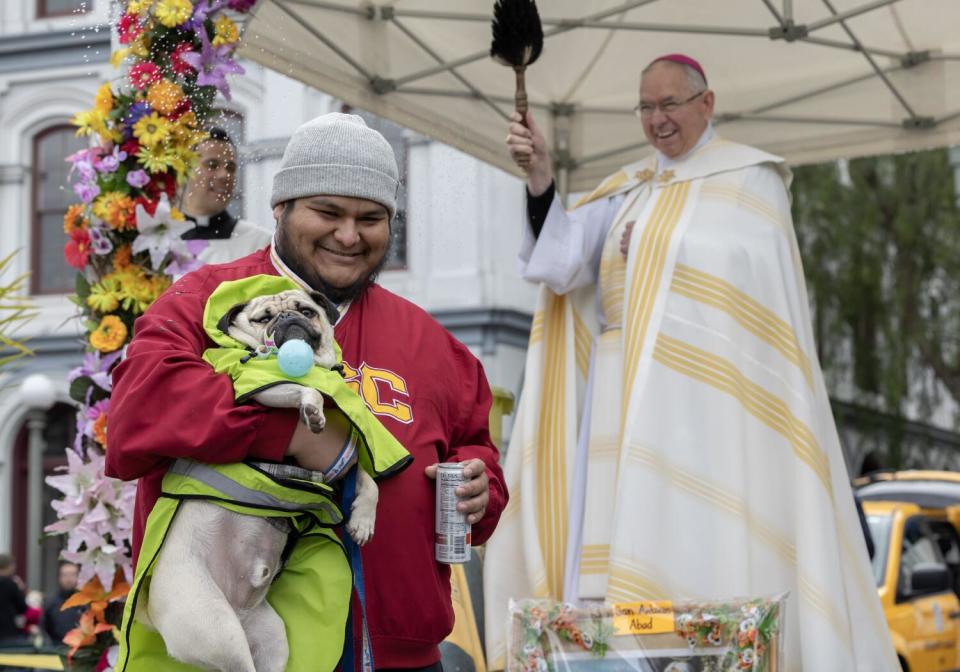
[0,250,36,369]
[792,148,960,426]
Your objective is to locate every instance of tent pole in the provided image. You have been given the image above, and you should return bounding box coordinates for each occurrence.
[552,103,573,206]
[557,164,569,207]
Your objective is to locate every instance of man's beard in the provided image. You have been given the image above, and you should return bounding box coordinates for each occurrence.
[275,206,390,305]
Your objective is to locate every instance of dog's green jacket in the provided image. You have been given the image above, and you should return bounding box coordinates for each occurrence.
[116,274,411,671]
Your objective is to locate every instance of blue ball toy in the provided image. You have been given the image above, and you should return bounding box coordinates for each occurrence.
[277,339,314,378]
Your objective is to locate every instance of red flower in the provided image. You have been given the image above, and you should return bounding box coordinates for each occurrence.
[64,228,90,269]
[167,96,192,121]
[170,42,195,76]
[129,62,161,90]
[117,13,142,45]
[134,196,158,218]
[121,139,141,157]
[145,172,176,200]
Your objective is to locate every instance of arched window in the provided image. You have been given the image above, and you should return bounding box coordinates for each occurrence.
[37,0,92,18]
[31,125,86,295]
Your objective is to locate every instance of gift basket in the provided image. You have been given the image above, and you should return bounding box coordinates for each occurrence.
[507,594,786,672]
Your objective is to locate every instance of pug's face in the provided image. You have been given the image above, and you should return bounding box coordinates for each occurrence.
[219,289,340,369]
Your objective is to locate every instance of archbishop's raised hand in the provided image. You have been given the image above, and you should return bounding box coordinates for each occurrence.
[506,111,553,197]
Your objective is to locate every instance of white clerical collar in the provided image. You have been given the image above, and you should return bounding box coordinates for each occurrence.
[655,123,714,173]
[194,215,210,228]
[269,235,350,322]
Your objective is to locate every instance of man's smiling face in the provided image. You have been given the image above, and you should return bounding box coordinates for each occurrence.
[273,196,391,303]
[639,61,714,159]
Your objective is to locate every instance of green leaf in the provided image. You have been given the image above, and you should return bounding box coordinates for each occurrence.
[69,376,93,404]
[75,272,92,299]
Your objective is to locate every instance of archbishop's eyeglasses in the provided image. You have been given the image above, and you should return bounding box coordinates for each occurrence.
[633,90,705,118]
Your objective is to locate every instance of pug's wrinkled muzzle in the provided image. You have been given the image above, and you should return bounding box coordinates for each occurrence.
[271,313,322,351]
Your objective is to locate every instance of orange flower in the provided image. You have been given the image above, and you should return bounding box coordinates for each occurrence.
[113,244,132,269]
[146,80,185,116]
[93,413,108,448]
[105,194,137,230]
[63,204,87,233]
[63,611,113,658]
[62,572,130,623]
[89,315,128,352]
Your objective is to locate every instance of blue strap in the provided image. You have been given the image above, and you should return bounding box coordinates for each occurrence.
[341,467,374,672]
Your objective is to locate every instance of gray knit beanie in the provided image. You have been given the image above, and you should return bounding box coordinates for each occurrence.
[271,113,399,218]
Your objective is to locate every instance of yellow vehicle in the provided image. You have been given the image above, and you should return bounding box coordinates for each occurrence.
[863,500,960,671]
[858,471,960,595]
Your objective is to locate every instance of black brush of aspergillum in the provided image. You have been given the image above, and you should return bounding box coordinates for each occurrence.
[490,0,544,127]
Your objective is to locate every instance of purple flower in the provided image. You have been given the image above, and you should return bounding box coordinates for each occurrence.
[126,169,150,188]
[192,0,229,22]
[95,146,128,174]
[74,181,101,204]
[68,350,122,393]
[88,225,114,255]
[124,101,151,128]
[181,22,244,100]
[165,239,209,276]
[228,0,256,10]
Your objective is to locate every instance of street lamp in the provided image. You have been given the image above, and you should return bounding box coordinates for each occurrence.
[20,373,56,590]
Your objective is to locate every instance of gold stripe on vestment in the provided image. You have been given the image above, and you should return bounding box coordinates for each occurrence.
[529,310,545,345]
[622,182,691,426]
[627,445,798,566]
[652,335,832,498]
[670,264,814,389]
[536,292,569,599]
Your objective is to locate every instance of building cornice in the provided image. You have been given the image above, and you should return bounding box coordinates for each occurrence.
[0,28,110,74]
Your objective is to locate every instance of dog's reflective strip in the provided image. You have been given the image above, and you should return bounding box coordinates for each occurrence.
[168,459,338,516]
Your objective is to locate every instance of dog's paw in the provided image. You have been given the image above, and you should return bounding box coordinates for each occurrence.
[300,403,325,433]
[346,508,375,546]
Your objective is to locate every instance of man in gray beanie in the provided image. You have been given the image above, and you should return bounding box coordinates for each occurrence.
[107,113,508,672]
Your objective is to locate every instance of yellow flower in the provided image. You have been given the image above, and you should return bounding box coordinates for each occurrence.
[92,192,135,230]
[87,281,121,313]
[212,15,239,47]
[106,196,136,231]
[128,0,154,12]
[64,204,87,233]
[146,81,184,116]
[130,34,151,58]
[137,144,177,173]
[89,315,128,352]
[94,83,113,115]
[133,113,171,148]
[110,48,131,69]
[154,0,192,28]
[151,274,172,297]
[72,109,109,138]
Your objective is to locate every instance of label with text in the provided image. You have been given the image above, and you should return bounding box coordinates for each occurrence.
[611,601,676,635]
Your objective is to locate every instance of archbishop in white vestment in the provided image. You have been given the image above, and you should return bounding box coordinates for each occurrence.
[484,56,897,672]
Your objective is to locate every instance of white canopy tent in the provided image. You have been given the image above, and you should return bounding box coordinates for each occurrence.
[240,0,960,193]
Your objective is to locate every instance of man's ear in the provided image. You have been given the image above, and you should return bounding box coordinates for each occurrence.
[217,302,248,336]
[310,291,340,327]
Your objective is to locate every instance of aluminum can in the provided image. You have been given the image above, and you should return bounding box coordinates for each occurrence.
[435,462,471,563]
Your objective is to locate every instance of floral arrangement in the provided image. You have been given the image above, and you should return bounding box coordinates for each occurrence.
[46,1,254,669]
[510,597,783,672]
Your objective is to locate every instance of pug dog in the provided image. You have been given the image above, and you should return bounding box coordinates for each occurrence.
[219,288,341,434]
[143,288,378,672]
